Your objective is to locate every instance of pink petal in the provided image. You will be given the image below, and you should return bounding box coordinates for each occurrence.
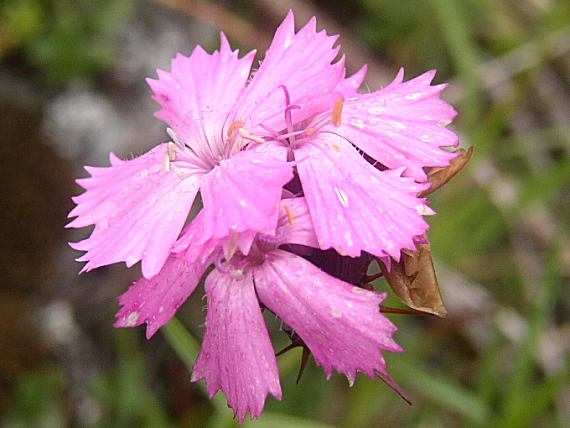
[198,144,293,243]
[277,197,318,248]
[115,255,207,338]
[254,250,402,386]
[147,33,255,157]
[335,65,368,97]
[236,11,345,132]
[68,144,201,278]
[337,69,459,180]
[192,269,281,422]
[171,211,223,263]
[295,134,430,260]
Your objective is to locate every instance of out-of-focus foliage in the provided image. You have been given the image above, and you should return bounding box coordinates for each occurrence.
[1,0,568,427]
[0,0,133,83]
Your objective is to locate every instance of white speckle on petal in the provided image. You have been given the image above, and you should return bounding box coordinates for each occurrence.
[350,118,365,129]
[389,121,406,130]
[166,128,182,147]
[368,105,386,114]
[239,199,248,207]
[125,312,139,327]
[344,231,353,247]
[405,92,423,101]
[230,269,244,280]
[331,308,342,318]
[416,204,436,216]
[334,187,349,207]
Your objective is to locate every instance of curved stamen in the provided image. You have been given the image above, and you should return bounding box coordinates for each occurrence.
[279,85,299,144]
[278,84,292,110]
[272,128,307,141]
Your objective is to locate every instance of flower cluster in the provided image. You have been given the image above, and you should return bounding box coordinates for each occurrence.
[68,11,465,422]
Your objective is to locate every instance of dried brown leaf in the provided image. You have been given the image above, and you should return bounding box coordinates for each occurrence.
[419,146,474,197]
[379,243,447,317]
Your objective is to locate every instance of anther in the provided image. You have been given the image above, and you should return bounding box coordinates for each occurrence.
[227,121,245,140]
[331,98,344,126]
[284,206,295,225]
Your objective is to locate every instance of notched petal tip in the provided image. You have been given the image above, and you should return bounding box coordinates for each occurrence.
[115,256,206,338]
[255,251,403,389]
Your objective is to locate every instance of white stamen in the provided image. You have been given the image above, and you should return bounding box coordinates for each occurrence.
[167,127,183,148]
[344,231,354,247]
[163,153,170,171]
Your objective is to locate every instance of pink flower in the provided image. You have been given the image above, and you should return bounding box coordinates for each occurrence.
[66,10,462,421]
[115,198,403,422]
[68,10,458,277]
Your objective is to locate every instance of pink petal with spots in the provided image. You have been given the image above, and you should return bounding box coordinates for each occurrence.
[115,255,208,338]
[295,133,430,259]
[198,144,293,243]
[192,269,281,423]
[236,11,345,132]
[147,33,255,161]
[254,250,402,386]
[68,144,201,278]
[277,197,318,248]
[337,69,459,181]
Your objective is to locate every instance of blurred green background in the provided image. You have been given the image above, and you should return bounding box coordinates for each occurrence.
[0,0,568,427]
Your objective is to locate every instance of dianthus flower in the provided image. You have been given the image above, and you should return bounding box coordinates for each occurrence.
[67,10,461,423]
